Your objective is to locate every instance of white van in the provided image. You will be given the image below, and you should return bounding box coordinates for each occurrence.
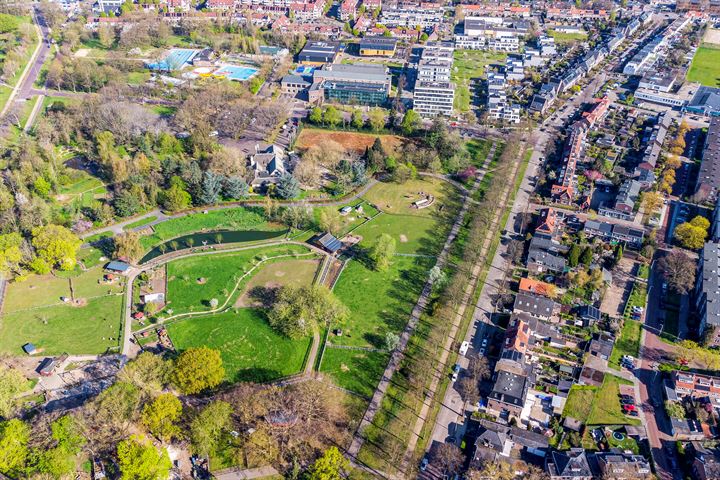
[459,341,470,356]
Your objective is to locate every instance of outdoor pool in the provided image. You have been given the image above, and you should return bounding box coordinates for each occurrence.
[139,229,287,264]
[147,49,198,71]
[214,65,259,81]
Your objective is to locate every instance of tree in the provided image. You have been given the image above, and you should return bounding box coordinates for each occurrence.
[467,355,490,381]
[366,137,386,171]
[401,109,421,135]
[691,215,710,231]
[0,233,23,275]
[114,231,144,263]
[659,250,696,295]
[614,244,623,265]
[200,171,224,205]
[674,222,707,250]
[385,331,400,351]
[368,233,396,271]
[51,415,86,453]
[641,191,663,214]
[434,443,463,475]
[368,108,386,132]
[568,244,581,267]
[351,109,364,129]
[580,246,594,266]
[309,106,323,124]
[161,181,191,212]
[119,352,171,394]
[173,347,225,394]
[323,106,341,128]
[117,435,172,480]
[0,367,28,419]
[467,461,514,480]
[307,447,349,480]
[31,225,81,271]
[0,419,30,476]
[142,393,182,442]
[94,381,142,432]
[190,401,233,457]
[268,285,349,339]
[665,400,686,419]
[458,376,479,406]
[318,209,341,235]
[275,173,300,199]
[223,176,249,199]
[113,190,142,217]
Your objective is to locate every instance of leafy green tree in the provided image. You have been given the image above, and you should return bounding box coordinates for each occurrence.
[142,393,182,442]
[580,247,593,266]
[351,109,364,129]
[0,419,30,476]
[114,231,144,263]
[323,106,342,128]
[690,215,710,231]
[161,182,192,212]
[51,415,86,453]
[369,233,396,271]
[31,225,82,271]
[275,173,300,199]
[0,366,28,418]
[200,171,224,205]
[173,347,225,394]
[268,285,349,339]
[307,447,349,480]
[33,177,51,198]
[94,381,142,430]
[665,400,686,419]
[117,435,172,480]
[614,244,623,264]
[119,352,171,394]
[113,190,142,217]
[366,137,387,172]
[190,401,233,457]
[674,222,707,250]
[309,107,323,124]
[568,244,581,267]
[401,109,421,135]
[30,446,75,478]
[368,108,386,132]
[0,233,23,275]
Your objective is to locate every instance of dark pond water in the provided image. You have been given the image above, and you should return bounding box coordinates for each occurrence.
[139,229,287,264]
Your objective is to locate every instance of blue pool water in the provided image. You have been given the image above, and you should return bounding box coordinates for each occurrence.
[214,65,259,81]
[147,49,198,71]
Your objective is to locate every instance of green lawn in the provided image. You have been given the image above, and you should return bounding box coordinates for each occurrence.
[563,385,597,423]
[124,216,158,231]
[165,244,313,316]
[236,258,320,307]
[687,43,720,87]
[167,309,311,383]
[452,50,507,113]
[587,375,641,426]
[623,283,647,319]
[331,256,432,349]
[0,295,123,355]
[140,207,280,250]
[548,29,588,45]
[319,347,390,398]
[609,320,641,369]
[126,70,150,85]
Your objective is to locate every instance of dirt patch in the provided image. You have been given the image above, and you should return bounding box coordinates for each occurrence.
[600,257,634,318]
[340,363,350,372]
[70,298,88,307]
[399,234,408,243]
[295,128,412,155]
[196,278,207,285]
[74,48,90,58]
[704,28,720,46]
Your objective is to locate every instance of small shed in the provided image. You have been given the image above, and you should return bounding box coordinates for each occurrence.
[105,261,130,273]
[22,343,37,355]
[316,233,342,253]
[142,293,165,304]
[37,358,57,377]
[133,312,146,320]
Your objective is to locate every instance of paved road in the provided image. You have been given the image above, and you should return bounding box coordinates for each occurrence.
[424,71,610,462]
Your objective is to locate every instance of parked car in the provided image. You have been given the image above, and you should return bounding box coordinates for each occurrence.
[481,338,489,348]
[451,364,461,382]
[623,403,636,412]
[459,341,470,356]
[420,457,429,471]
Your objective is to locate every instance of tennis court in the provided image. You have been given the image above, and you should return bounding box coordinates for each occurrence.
[147,48,198,71]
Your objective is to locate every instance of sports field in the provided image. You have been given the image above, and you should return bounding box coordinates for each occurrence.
[687,43,720,87]
[167,309,312,383]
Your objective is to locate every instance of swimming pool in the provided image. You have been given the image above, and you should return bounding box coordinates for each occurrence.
[213,65,259,81]
[146,49,198,71]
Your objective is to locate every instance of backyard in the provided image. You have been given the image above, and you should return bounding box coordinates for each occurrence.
[166,309,312,383]
[587,375,641,426]
[609,319,641,369]
[687,43,720,87]
[563,385,597,423]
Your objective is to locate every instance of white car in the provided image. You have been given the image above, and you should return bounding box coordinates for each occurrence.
[459,341,470,356]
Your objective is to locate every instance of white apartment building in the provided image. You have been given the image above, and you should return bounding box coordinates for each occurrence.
[413,41,455,117]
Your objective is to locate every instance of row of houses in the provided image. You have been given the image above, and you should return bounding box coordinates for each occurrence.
[486,57,523,124]
[454,16,531,52]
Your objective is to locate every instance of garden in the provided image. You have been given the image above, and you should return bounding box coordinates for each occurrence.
[608,319,641,370]
[563,375,641,427]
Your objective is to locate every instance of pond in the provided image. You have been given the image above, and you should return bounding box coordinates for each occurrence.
[139,229,287,264]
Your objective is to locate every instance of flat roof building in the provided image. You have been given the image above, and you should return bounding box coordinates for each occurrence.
[298,41,341,65]
[696,117,720,203]
[358,36,397,56]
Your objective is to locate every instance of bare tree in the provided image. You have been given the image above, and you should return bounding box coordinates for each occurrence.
[658,250,696,294]
[434,443,464,475]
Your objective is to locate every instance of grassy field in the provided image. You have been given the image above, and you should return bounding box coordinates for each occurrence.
[313,200,380,238]
[319,347,390,398]
[587,375,641,426]
[165,244,312,316]
[363,178,457,218]
[331,255,432,349]
[452,50,507,112]
[167,309,311,383]
[140,207,281,250]
[56,170,107,209]
[563,385,597,423]
[687,43,720,87]
[0,295,123,355]
[124,216,158,231]
[548,29,588,45]
[609,319,641,369]
[295,128,412,156]
[235,258,320,307]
